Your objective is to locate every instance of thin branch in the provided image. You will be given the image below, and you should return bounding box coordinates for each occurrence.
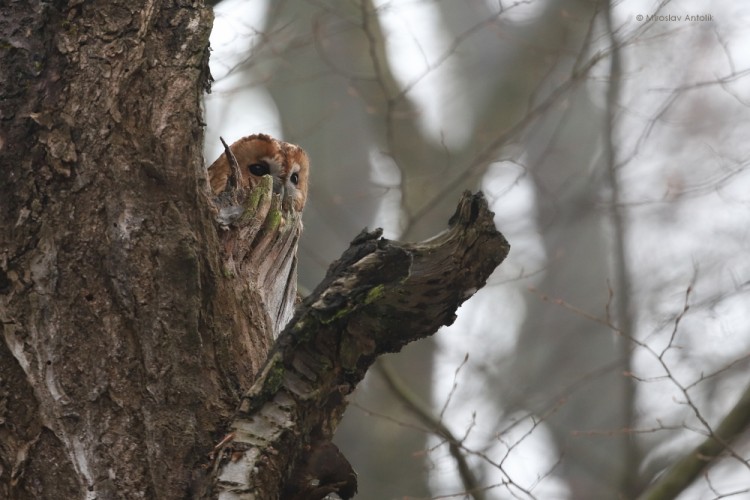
[601,1,639,494]
[220,136,242,191]
[376,359,486,500]
[638,380,750,500]
[532,285,750,498]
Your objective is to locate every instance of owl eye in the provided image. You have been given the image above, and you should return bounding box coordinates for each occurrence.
[290,172,299,185]
[248,163,270,176]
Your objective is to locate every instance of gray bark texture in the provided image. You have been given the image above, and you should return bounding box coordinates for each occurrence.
[0,1,509,498]
[213,193,509,499]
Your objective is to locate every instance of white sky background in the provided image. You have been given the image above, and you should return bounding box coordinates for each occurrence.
[204,0,275,161]
[205,0,750,498]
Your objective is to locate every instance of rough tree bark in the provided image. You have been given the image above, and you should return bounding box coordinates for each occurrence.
[0,1,509,499]
[212,192,509,498]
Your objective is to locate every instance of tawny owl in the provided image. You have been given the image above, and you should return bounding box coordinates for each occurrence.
[208,133,310,212]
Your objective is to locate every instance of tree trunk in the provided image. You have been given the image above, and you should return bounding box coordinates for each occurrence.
[1,2,236,497]
[212,193,509,498]
[0,2,509,498]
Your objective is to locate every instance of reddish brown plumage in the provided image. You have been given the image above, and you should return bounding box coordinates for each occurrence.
[208,133,310,212]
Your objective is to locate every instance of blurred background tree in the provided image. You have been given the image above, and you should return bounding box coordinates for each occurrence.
[204,1,750,498]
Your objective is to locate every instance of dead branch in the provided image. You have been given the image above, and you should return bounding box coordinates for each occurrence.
[211,191,510,499]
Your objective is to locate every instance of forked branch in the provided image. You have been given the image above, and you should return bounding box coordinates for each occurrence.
[208,191,509,499]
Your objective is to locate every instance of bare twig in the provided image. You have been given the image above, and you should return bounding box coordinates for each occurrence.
[376,359,486,500]
[601,2,639,494]
[220,136,242,191]
[638,380,750,500]
[210,192,510,499]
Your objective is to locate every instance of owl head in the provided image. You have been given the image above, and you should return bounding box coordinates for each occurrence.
[208,133,310,212]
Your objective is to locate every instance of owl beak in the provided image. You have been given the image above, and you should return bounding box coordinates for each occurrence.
[273,177,294,212]
[272,176,284,197]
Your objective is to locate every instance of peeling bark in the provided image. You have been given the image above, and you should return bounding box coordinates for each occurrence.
[211,192,509,499]
[0,2,509,499]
